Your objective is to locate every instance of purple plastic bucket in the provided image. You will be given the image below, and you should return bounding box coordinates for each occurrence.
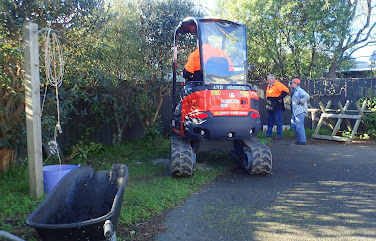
[43,164,78,194]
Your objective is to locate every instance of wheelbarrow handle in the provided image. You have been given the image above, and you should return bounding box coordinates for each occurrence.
[103,220,114,240]
[0,230,25,241]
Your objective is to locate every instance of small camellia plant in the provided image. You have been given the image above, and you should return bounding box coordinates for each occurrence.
[359,96,376,138]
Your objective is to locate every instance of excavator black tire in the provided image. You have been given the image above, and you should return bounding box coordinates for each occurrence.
[170,135,196,177]
[240,138,272,175]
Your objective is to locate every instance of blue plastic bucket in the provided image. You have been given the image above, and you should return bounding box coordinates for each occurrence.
[43,164,79,194]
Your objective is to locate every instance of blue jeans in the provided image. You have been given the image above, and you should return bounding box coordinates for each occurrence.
[266,110,283,137]
[291,113,307,143]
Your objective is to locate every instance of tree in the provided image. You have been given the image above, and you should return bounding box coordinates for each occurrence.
[0,0,108,170]
[215,0,329,79]
[1,0,205,153]
[75,0,203,144]
[327,0,376,78]
[0,36,24,171]
[134,0,203,129]
[214,0,376,79]
[77,0,144,144]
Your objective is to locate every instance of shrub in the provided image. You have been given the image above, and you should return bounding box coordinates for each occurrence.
[359,96,376,138]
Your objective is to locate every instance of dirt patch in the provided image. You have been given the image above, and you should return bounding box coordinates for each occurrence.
[117,212,168,241]
[17,214,167,241]
[8,227,40,241]
[23,213,168,241]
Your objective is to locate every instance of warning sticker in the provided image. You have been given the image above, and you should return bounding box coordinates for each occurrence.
[239,91,249,96]
[211,90,221,95]
[213,111,249,116]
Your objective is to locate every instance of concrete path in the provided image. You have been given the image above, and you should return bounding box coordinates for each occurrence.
[155,141,376,241]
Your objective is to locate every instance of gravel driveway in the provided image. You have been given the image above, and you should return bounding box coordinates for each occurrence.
[155,140,376,241]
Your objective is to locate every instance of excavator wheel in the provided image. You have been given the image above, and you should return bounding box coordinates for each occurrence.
[170,135,196,177]
[234,138,272,175]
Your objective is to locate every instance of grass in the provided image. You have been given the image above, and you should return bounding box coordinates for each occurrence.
[1,128,339,240]
[0,135,240,240]
[0,160,43,240]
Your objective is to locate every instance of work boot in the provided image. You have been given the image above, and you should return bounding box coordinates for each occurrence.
[261,135,271,138]
[273,136,282,140]
[295,141,306,145]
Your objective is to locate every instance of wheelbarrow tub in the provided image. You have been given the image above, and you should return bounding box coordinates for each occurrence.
[27,164,128,241]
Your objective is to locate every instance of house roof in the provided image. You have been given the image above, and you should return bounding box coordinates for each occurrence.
[347,50,376,72]
[369,50,376,61]
[348,61,372,72]
[329,49,376,74]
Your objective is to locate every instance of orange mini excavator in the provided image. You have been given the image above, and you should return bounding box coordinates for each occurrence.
[171,17,272,176]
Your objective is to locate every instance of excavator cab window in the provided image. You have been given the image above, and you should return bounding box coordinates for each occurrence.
[199,21,248,85]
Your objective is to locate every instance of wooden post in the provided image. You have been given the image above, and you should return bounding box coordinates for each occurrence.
[319,101,335,129]
[24,22,44,198]
[350,101,367,139]
[331,101,350,136]
[338,101,352,132]
[313,100,368,142]
[314,100,333,135]
[311,110,317,129]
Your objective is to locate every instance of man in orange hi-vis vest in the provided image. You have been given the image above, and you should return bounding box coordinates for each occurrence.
[262,74,289,140]
[175,42,234,116]
[182,43,234,82]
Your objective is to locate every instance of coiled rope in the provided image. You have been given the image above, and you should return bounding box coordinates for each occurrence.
[44,29,64,87]
[41,28,64,166]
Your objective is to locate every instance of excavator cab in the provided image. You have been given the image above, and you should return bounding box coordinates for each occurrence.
[171,17,272,177]
[200,20,248,84]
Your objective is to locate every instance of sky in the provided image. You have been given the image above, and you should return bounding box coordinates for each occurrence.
[352,45,375,62]
[194,0,216,15]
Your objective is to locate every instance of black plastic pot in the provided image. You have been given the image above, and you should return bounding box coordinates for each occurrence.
[27,164,128,241]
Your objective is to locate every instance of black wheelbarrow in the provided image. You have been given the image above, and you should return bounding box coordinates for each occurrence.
[27,164,128,241]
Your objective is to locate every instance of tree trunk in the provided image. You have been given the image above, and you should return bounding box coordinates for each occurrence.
[308,44,316,77]
[328,62,338,79]
[151,89,165,125]
[0,148,16,172]
[112,102,123,144]
[117,127,124,144]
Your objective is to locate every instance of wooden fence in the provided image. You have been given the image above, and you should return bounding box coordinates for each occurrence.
[14,77,374,160]
[251,78,376,130]
[39,78,376,153]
